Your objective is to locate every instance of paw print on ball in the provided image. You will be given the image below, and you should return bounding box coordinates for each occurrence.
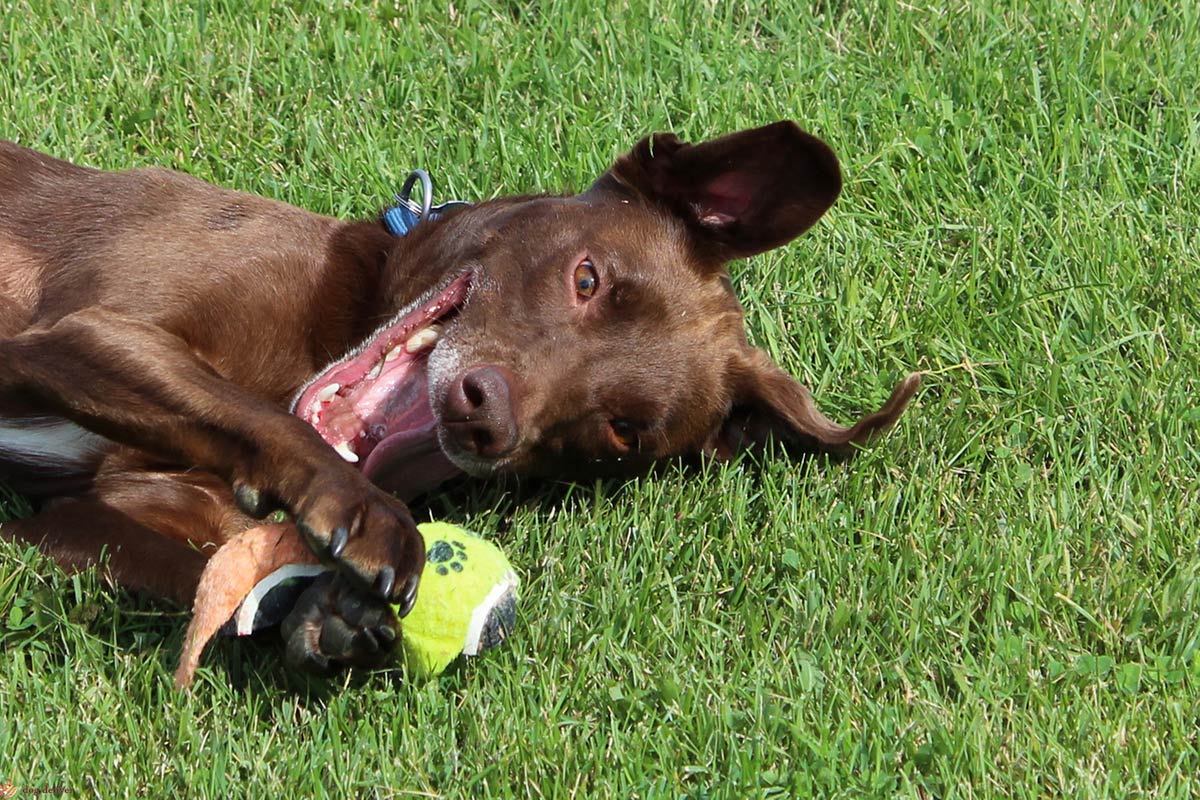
[426,538,468,575]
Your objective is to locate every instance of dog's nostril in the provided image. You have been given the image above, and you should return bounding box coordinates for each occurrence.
[455,366,510,416]
[461,374,487,411]
[445,365,518,458]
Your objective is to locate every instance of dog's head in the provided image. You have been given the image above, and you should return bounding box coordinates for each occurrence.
[295,122,919,496]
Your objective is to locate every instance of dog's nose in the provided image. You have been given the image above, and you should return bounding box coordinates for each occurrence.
[442,365,519,458]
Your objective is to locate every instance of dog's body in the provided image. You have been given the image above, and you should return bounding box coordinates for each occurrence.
[0,122,918,673]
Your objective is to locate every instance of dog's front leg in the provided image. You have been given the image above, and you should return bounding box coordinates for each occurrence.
[0,307,422,608]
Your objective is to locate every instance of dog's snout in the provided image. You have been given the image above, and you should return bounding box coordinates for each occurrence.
[443,365,519,458]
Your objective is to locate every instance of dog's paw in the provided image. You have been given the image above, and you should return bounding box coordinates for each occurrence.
[232,429,424,608]
[280,573,399,677]
[289,477,423,611]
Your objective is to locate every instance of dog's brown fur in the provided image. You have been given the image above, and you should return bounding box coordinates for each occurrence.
[0,122,918,674]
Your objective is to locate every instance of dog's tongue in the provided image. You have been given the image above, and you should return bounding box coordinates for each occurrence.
[362,424,462,502]
[359,383,461,501]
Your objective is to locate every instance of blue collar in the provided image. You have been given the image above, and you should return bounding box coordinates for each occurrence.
[381,169,472,236]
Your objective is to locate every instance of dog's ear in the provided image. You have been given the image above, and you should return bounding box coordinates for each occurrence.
[589,120,842,261]
[705,348,921,460]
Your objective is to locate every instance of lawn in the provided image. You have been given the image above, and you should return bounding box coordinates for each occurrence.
[2,1,1198,797]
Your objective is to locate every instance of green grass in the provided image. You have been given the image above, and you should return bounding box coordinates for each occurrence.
[2,0,1198,796]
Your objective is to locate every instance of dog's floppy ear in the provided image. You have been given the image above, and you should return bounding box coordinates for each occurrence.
[590,120,842,261]
[705,348,921,460]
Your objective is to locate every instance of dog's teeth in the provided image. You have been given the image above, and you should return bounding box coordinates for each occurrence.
[405,325,441,354]
[333,441,359,463]
[385,344,405,363]
[316,383,340,403]
[365,361,383,380]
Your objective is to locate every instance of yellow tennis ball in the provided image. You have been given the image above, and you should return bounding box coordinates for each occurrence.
[398,522,519,678]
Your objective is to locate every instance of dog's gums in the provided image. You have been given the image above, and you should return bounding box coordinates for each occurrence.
[292,272,472,498]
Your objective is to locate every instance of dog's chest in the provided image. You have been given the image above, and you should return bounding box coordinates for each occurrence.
[0,416,111,469]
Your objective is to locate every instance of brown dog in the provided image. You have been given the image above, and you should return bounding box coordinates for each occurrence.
[0,121,918,674]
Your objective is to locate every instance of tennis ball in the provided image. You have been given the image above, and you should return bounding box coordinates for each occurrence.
[400,522,519,678]
[178,521,517,688]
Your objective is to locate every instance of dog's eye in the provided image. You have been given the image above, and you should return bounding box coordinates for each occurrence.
[608,419,639,452]
[574,259,599,299]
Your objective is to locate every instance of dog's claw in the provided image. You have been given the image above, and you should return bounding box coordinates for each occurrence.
[287,474,424,601]
[329,526,349,559]
[352,628,382,655]
[233,483,271,518]
[396,575,420,618]
[375,566,396,600]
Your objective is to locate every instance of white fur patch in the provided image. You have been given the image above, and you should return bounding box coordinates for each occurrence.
[0,417,110,468]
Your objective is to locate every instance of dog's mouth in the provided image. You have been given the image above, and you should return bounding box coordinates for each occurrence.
[291,273,472,500]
